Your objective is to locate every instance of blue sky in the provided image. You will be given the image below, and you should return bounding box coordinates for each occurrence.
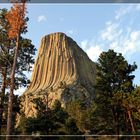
[1,4,140,94]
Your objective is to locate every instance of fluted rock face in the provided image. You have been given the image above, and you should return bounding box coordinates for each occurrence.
[21,32,96,117]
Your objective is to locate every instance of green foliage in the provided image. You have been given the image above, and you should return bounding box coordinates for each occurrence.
[17,99,81,135]
[66,100,95,133]
[95,49,138,135]
[0,7,36,135]
[0,8,36,90]
[0,93,20,135]
[52,100,68,124]
[122,86,140,133]
[96,49,137,95]
[65,118,80,135]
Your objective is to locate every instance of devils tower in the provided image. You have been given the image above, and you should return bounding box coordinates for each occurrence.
[21,32,96,117]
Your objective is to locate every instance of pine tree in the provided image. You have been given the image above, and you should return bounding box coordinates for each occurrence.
[5,0,27,136]
[121,86,140,134]
[0,7,36,135]
[0,8,14,135]
[96,49,137,136]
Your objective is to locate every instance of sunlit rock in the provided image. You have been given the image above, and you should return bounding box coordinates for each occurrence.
[21,32,96,117]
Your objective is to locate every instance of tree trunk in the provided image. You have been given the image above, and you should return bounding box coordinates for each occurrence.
[1,67,7,95]
[112,106,120,140]
[116,111,119,138]
[127,110,136,140]
[127,110,135,133]
[6,35,20,138]
[0,67,7,135]
[124,111,129,134]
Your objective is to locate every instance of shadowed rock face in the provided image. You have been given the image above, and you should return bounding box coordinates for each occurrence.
[21,32,96,117]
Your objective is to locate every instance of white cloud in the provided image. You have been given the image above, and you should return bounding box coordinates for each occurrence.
[101,23,120,41]
[80,39,103,61]
[115,5,140,20]
[108,29,140,56]
[37,15,47,22]
[86,45,103,61]
[99,5,140,58]
[82,5,140,61]
[106,27,140,56]
[81,40,88,50]
[130,31,140,41]
[115,5,133,20]
[122,31,140,55]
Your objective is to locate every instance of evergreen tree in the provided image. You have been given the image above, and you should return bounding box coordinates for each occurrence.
[6,0,27,135]
[0,8,12,95]
[120,86,140,134]
[0,8,36,135]
[66,100,94,133]
[95,49,137,135]
[17,99,81,136]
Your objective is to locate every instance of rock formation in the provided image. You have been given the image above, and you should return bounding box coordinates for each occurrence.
[21,32,96,117]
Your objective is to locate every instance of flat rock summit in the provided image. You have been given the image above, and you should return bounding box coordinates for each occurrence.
[21,32,96,117]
